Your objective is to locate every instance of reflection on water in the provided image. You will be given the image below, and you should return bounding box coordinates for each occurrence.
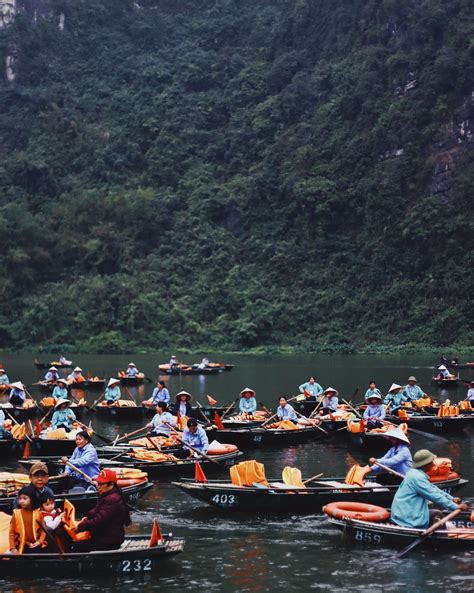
[0,352,472,592]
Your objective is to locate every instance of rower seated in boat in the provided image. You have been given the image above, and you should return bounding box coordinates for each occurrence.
[67,367,85,382]
[72,469,131,552]
[0,408,12,439]
[13,463,55,510]
[435,365,454,380]
[59,355,71,366]
[170,391,194,417]
[125,362,139,378]
[390,449,467,529]
[364,381,382,401]
[320,387,339,415]
[175,418,209,459]
[44,366,60,382]
[277,397,298,423]
[51,399,76,432]
[8,382,27,407]
[466,381,474,402]
[148,402,176,437]
[403,376,426,402]
[197,357,210,370]
[52,378,69,401]
[239,388,257,415]
[169,355,179,367]
[363,393,385,429]
[9,485,47,555]
[145,380,170,406]
[384,383,408,415]
[298,376,323,399]
[0,367,10,385]
[368,427,412,485]
[61,430,99,491]
[104,378,121,404]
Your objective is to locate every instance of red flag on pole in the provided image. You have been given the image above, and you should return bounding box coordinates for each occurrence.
[23,441,30,460]
[214,413,225,430]
[148,518,163,547]
[207,395,217,406]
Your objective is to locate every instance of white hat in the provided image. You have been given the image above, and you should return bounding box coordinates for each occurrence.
[57,378,68,385]
[365,393,382,402]
[108,378,120,387]
[388,383,403,393]
[10,381,24,390]
[240,387,256,397]
[49,366,58,371]
[438,365,448,371]
[55,398,71,409]
[128,362,136,367]
[74,366,82,372]
[323,387,339,396]
[175,390,192,401]
[0,368,6,373]
[383,427,410,444]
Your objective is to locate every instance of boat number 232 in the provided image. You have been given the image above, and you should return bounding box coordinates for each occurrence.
[212,494,236,505]
[121,558,152,572]
[354,530,382,544]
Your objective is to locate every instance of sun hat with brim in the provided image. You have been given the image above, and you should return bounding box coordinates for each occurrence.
[175,390,192,401]
[10,381,24,390]
[240,387,256,397]
[413,449,435,468]
[73,366,82,372]
[383,427,410,445]
[96,468,117,484]
[323,387,339,396]
[438,365,448,371]
[0,368,6,373]
[128,362,136,367]
[49,366,58,371]
[55,398,71,409]
[408,376,417,382]
[107,378,120,387]
[366,393,382,402]
[56,378,68,385]
[388,383,403,393]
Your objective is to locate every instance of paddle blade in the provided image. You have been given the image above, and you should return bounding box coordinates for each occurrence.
[214,413,225,430]
[149,518,163,547]
[207,395,217,406]
[23,441,30,460]
[195,462,208,483]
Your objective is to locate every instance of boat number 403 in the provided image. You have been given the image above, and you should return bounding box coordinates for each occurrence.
[354,530,382,544]
[121,558,152,572]
[211,494,237,506]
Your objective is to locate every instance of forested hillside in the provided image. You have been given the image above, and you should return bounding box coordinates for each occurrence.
[0,0,473,353]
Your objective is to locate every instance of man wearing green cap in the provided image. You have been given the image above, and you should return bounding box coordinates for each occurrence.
[391,449,467,528]
[403,376,426,402]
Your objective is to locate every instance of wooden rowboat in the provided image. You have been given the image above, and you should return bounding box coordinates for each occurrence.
[34,359,73,369]
[172,474,468,513]
[0,438,27,457]
[326,515,474,550]
[388,414,474,433]
[431,376,460,387]
[94,402,146,420]
[0,402,38,421]
[118,373,146,385]
[0,534,184,575]
[203,424,329,447]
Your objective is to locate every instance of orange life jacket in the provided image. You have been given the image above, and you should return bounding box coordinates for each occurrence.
[11,508,46,554]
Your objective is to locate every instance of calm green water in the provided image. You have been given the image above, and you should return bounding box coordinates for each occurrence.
[0,352,472,593]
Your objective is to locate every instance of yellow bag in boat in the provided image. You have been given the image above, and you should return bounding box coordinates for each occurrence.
[230,460,268,487]
[11,424,26,440]
[45,428,68,440]
[0,511,11,553]
[282,467,306,488]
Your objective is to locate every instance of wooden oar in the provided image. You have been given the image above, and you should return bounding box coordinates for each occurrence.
[396,508,463,558]
[221,398,238,420]
[64,460,95,485]
[293,410,328,434]
[124,387,138,405]
[373,461,404,479]
[24,388,41,411]
[303,472,324,485]
[195,402,213,427]
[75,419,111,445]
[114,425,149,444]
[88,389,107,412]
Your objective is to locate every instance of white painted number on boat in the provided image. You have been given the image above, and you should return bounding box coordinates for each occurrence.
[433,421,443,428]
[253,435,262,443]
[211,494,236,506]
[354,530,381,544]
[121,558,152,572]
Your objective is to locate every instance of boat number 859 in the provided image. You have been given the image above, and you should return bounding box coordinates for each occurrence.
[211,494,236,505]
[354,530,382,544]
[121,558,152,572]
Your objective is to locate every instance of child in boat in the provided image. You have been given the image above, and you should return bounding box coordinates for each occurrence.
[40,494,64,534]
[9,485,47,554]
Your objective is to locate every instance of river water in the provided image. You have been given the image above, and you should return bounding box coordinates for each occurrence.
[0,352,472,592]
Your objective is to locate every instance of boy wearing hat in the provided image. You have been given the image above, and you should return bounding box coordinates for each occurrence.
[369,427,412,484]
[13,462,55,509]
[391,449,467,528]
[403,376,426,402]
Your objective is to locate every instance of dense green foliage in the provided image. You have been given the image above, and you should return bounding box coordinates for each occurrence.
[0,0,473,353]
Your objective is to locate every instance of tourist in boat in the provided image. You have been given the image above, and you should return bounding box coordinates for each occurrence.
[364,381,382,400]
[298,376,323,399]
[148,402,176,437]
[467,381,474,402]
[239,388,257,415]
[104,378,121,404]
[40,494,65,535]
[61,430,99,490]
[51,399,76,432]
[9,485,47,554]
[277,397,298,422]
[436,365,451,380]
[13,462,55,510]
[125,362,139,378]
[198,357,210,369]
[390,449,468,528]
[175,418,209,458]
[169,355,179,367]
[170,391,193,417]
[403,376,426,402]
[52,378,69,401]
[44,366,60,382]
[59,355,69,366]
[383,383,408,415]
[150,380,170,405]
[73,469,131,551]
[0,367,10,385]
[67,367,85,382]
[369,427,412,485]
[9,381,26,407]
[320,387,339,415]
[363,393,386,429]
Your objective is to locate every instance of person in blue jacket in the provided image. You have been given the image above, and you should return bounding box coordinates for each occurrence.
[125,363,139,378]
[239,388,257,415]
[151,380,170,405]
[364,381,382,401]
[44,366,59,382]
[52,378,69,401]
[147,402,176,437]
[391,449,467,528]
[0,368,10,385]
[403,376,426,402]
[298,376,323,399]
[369,427,412,485]
[51,399,76,431]
[61,430,99,491]
[104,378,121,404]
[320,387,339,414]
[384,383,408,415]
[363,393,386,429]
[175,418,209,459]
[277,397,298,422]
[9,382,26,407]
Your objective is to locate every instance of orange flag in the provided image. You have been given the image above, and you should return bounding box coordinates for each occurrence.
[207,395,217,406]
[23,441,30,460]
[195,462,208,483]
[214,413,225,430]
[149,518,163,547]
